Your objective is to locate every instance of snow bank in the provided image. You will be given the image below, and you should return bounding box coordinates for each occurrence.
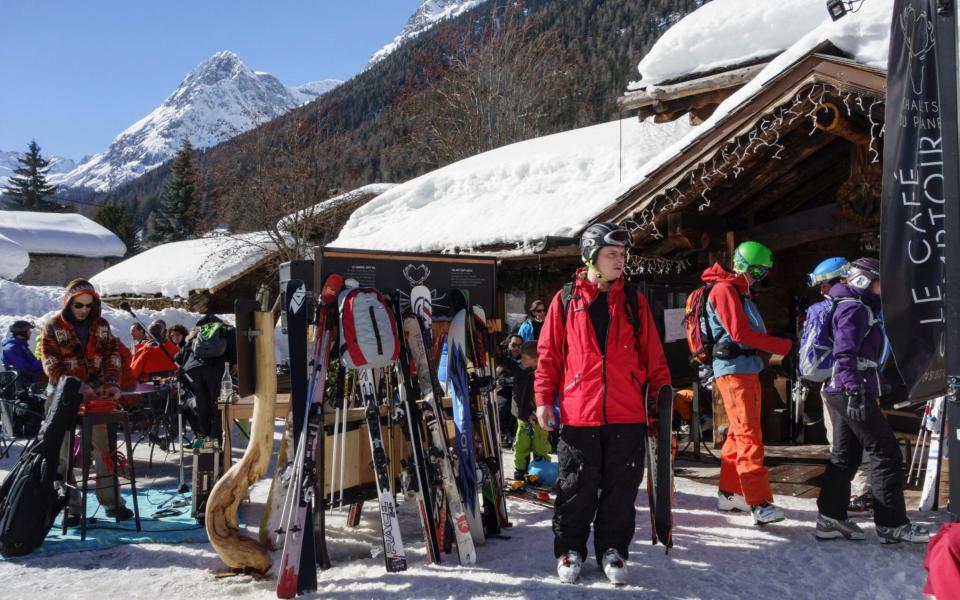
[0,211,126,257]
[277,183,396,232]
[630,0,829,89]
[91,232,279,299]
[632,0,892,191]
[332,117,694,253]
[0,233,29,279]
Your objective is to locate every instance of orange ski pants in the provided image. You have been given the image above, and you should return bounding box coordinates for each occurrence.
[715,373,773,506]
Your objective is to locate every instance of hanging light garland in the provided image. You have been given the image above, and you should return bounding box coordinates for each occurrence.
[625,253,691,276]
[625,82,885,240]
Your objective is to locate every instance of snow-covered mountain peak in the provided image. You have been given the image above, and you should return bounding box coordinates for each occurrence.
[54,51,341,192]
[368,0,486,67]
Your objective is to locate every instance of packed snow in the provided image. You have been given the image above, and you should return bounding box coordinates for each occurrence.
[331,117,694,253]
[0,234,29,280]
[0,211,126,258]
[630,0,893,193]
[629,0,829,90]
[0,439,938,599]
[56,52,341,192]
[91,232,279,299]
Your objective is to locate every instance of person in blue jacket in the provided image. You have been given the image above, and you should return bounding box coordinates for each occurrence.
[2,320,44,388]
[517,299,547,341]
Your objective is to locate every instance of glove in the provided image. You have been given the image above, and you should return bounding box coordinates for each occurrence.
[844,389,868,423]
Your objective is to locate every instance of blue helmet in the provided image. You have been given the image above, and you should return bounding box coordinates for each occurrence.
[806,257,850,287]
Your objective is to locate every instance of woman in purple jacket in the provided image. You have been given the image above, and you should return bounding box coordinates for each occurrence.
[814,258,929,544]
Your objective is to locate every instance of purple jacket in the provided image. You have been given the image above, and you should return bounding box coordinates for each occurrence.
[2,334,43,386]
[823,284,885,396]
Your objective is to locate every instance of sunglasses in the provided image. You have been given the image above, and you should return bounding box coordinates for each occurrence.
[72,302,94,309]
[508,343,521,348]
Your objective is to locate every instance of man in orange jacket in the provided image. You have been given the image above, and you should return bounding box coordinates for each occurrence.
[703,241,792,525]
[535,222,671,585]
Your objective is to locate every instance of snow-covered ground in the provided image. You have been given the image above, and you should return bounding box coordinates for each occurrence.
[0,434,939,599]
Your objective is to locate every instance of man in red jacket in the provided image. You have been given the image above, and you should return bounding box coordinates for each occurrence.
[535,222,671,585]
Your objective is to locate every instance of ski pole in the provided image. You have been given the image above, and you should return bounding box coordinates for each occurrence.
[338,378,351,510]
[329,402,341,511]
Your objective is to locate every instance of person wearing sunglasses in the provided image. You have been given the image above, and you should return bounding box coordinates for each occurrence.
[535,222,671,585]
[40,278,133,525]
[702,241,792,525]
[518,300,548,342]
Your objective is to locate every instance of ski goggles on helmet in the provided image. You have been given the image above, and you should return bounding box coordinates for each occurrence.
[746,264,769,281]
[599,228,631,247]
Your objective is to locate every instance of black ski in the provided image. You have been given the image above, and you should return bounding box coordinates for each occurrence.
[646,384,674,552]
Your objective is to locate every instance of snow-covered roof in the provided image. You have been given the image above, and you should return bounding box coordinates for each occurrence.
[278,183,397,231]
[629,0,891,192]
[331,117,694,253]
[629,0,833,90]
[0,233,29,279]
[91,232,279,298]
[0,211,126,258]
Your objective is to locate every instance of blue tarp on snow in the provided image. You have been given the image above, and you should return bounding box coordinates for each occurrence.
[0,487,209,560]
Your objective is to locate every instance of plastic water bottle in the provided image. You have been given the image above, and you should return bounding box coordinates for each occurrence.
[220,369,233,404]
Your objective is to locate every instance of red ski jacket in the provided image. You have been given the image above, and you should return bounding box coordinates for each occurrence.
[535,271,671,426]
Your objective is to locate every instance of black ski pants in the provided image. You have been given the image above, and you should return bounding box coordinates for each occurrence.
[185,363,225,441]
[816,392,908,528]
[553,423,645,562]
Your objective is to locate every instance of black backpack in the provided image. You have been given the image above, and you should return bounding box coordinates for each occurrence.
[191,321,230,359]
[0,377,83,556]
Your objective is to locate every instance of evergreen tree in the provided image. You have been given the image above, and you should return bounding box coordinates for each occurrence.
[1,140,60,210]
[150,139,200,244]
[94,200,138,255]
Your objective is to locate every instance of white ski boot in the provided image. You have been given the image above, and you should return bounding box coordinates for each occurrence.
[601,548,627,586]
[815,514,865,540]
[557,550,583,584]
[717,490,750,512]
[751,501,786,525]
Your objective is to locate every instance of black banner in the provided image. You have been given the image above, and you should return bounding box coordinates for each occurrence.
[316,246,497,320]
[880,0,948,400]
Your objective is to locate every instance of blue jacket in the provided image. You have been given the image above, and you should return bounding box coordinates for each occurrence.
[2,335,43,386]
[517,318,543,342]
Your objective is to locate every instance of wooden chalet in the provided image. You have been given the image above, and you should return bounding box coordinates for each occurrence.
[591,43,890,441]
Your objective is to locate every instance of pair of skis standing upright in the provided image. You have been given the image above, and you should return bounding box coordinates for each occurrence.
[272,277,481,597]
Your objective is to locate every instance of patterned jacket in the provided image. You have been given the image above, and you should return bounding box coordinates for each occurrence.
[42,309,121,387]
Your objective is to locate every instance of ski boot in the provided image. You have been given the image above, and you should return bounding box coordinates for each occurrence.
[557,550,582,584]
[600,548,627,586]
[847,490,874,516]
[717,490,749,512]
[751,502,786,525]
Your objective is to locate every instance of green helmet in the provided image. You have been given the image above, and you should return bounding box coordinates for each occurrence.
[733,241,773,280]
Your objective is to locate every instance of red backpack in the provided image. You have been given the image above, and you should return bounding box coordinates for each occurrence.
[682,284,716,365]
[338,288,400,369]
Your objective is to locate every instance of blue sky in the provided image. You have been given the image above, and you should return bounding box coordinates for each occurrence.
[0,1,420,160]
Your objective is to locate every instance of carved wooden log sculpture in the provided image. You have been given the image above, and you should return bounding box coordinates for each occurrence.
[206,311,277,574]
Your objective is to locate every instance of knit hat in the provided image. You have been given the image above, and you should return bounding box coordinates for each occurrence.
[62,278,99,306]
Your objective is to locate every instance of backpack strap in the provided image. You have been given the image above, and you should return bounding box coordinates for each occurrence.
[560,278,642,340]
